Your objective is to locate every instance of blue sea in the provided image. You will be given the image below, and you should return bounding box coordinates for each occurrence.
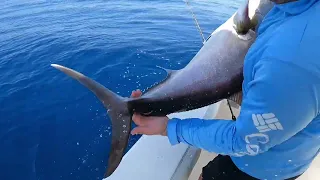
[0,0,241,179]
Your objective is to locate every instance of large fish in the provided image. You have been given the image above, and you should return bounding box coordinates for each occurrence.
[51,0,274,178]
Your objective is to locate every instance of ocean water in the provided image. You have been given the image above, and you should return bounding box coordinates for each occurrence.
[0,0,241,179]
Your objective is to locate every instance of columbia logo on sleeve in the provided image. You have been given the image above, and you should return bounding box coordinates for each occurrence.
[252,113,284,132]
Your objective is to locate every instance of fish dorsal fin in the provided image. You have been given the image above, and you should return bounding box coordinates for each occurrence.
[156,65,178,76]
[233,0,252,35]
[143,66,178,94]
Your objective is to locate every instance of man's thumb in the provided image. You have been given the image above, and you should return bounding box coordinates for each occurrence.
[131,126,148,135]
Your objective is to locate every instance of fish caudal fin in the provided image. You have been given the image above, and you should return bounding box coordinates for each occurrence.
[51,64,131,178]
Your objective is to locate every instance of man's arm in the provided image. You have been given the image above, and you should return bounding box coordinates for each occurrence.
[167,59,318,156]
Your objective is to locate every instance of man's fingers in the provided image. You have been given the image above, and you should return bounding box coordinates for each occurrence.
[131,91,139,98]
[131,126,151,135]
[132,113,147,125]
[131,113,148,135]
[130,89,142,98]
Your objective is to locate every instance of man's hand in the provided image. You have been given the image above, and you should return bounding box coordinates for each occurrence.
[130,89,169,136]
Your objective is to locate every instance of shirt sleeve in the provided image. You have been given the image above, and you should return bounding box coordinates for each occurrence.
[166,59,318,156]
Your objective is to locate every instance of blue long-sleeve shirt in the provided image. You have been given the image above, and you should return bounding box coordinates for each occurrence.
[167,1,320,179]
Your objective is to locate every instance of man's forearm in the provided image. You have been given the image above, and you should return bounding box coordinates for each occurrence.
[166,118,248,155]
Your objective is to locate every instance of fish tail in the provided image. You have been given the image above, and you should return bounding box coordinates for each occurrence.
[51,64,130,178]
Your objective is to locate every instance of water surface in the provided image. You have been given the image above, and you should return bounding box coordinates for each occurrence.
[0,0,241,179]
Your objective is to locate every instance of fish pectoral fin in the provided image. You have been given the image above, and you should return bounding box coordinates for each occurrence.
[51,64,131,178]
[233,0,252,35]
